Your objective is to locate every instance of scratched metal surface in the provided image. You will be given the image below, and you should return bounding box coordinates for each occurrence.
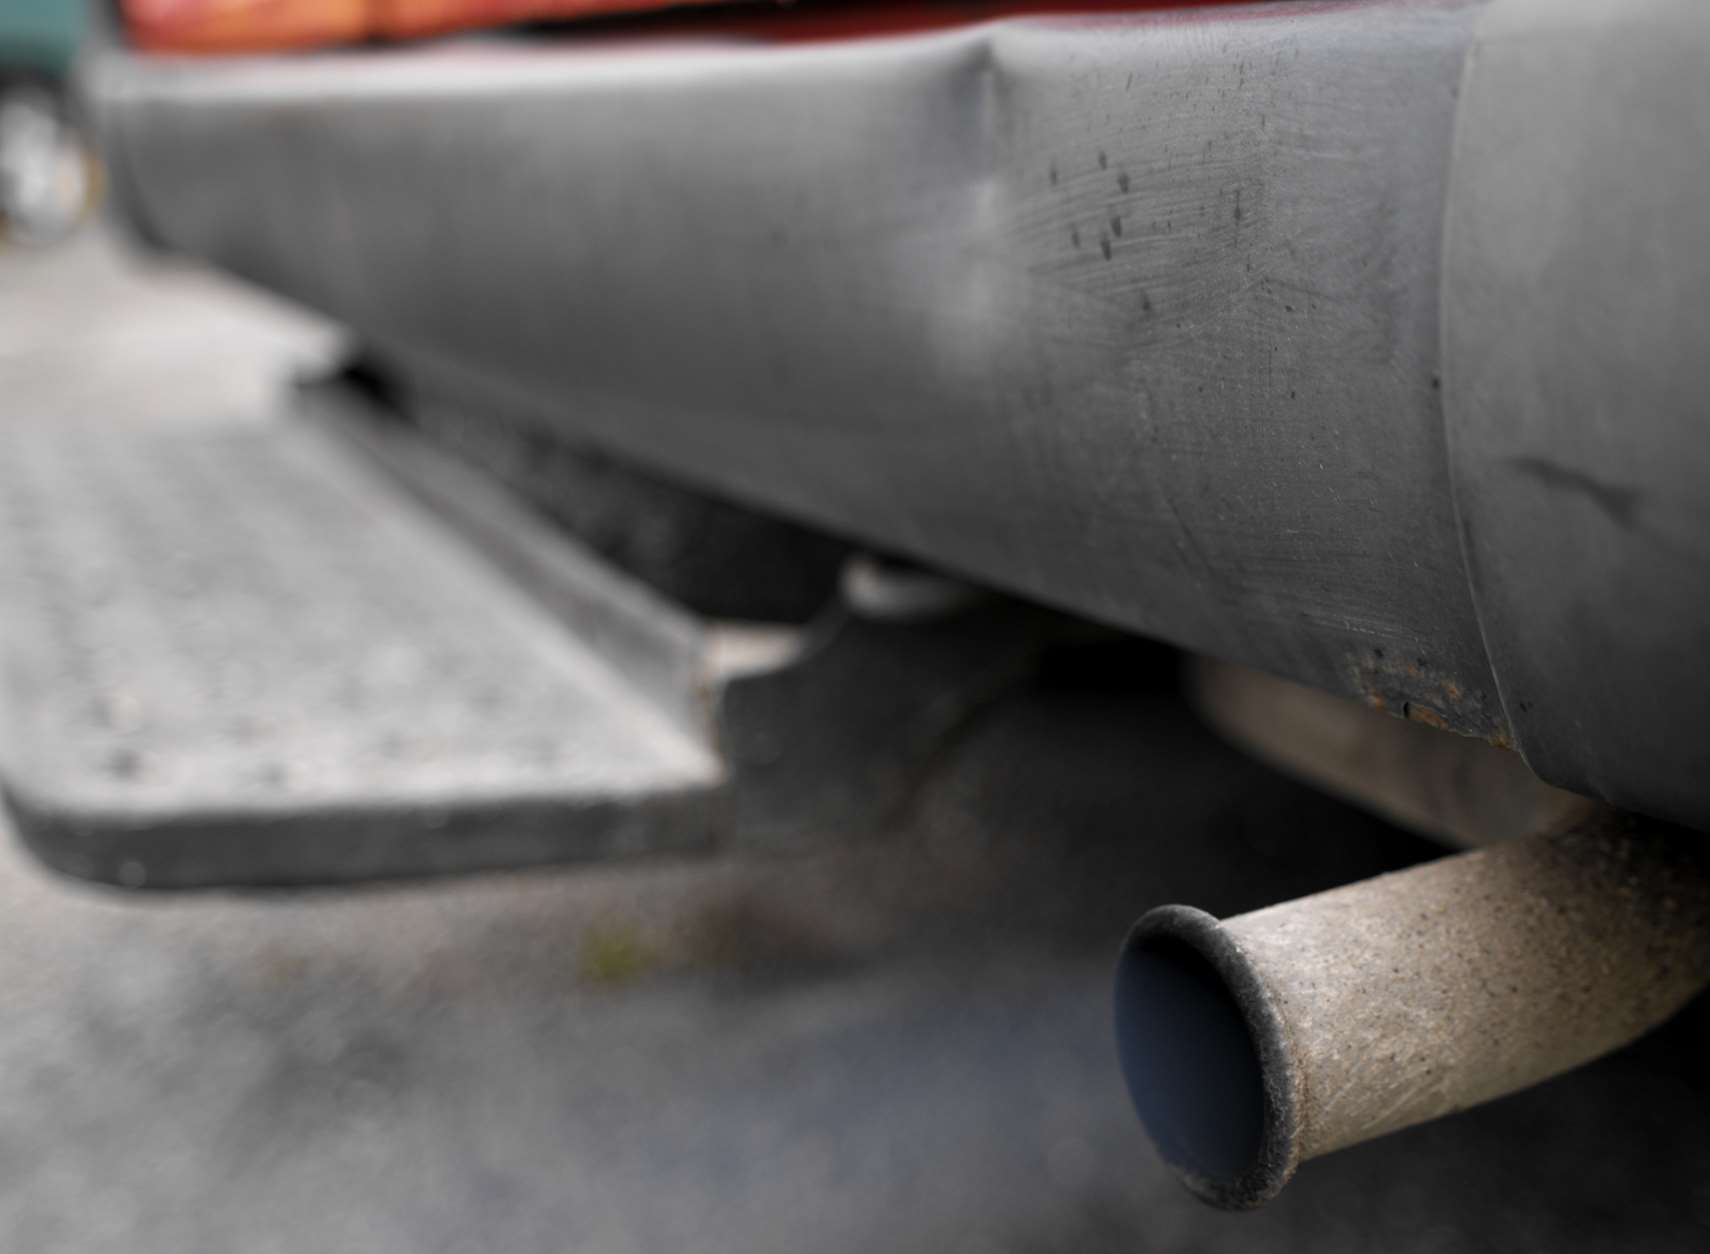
[1441,0,1710,824]
[91,1,1502,746]
[91,0,1710,827]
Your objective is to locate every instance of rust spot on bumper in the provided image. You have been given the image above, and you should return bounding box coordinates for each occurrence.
[1351,649,1510,746]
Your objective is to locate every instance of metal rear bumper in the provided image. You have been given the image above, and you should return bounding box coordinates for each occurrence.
[86,0,1710,825]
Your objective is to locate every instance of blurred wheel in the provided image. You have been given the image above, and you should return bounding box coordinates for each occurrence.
[0,85,95,247]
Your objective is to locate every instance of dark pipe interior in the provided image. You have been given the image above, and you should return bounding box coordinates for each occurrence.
[1114,933,1266,1187]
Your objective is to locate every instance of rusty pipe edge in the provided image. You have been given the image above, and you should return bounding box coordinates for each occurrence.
[1113,807,1710,1209]
[1187,656,1585,851]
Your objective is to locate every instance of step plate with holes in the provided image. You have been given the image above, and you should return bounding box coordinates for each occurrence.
[0,414,722,888]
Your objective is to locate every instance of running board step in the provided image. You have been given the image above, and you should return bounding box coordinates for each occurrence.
[0,393,1062,889]
[0,410,724,888]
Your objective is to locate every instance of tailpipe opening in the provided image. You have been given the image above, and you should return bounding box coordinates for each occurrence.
[1115,905,1298,1208]
[1115,808,1710,1209]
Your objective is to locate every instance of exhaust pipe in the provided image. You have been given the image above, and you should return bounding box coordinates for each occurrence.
[1114,807,1710,1209]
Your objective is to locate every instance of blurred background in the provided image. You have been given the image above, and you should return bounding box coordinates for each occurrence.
[4,3,1710,1250]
